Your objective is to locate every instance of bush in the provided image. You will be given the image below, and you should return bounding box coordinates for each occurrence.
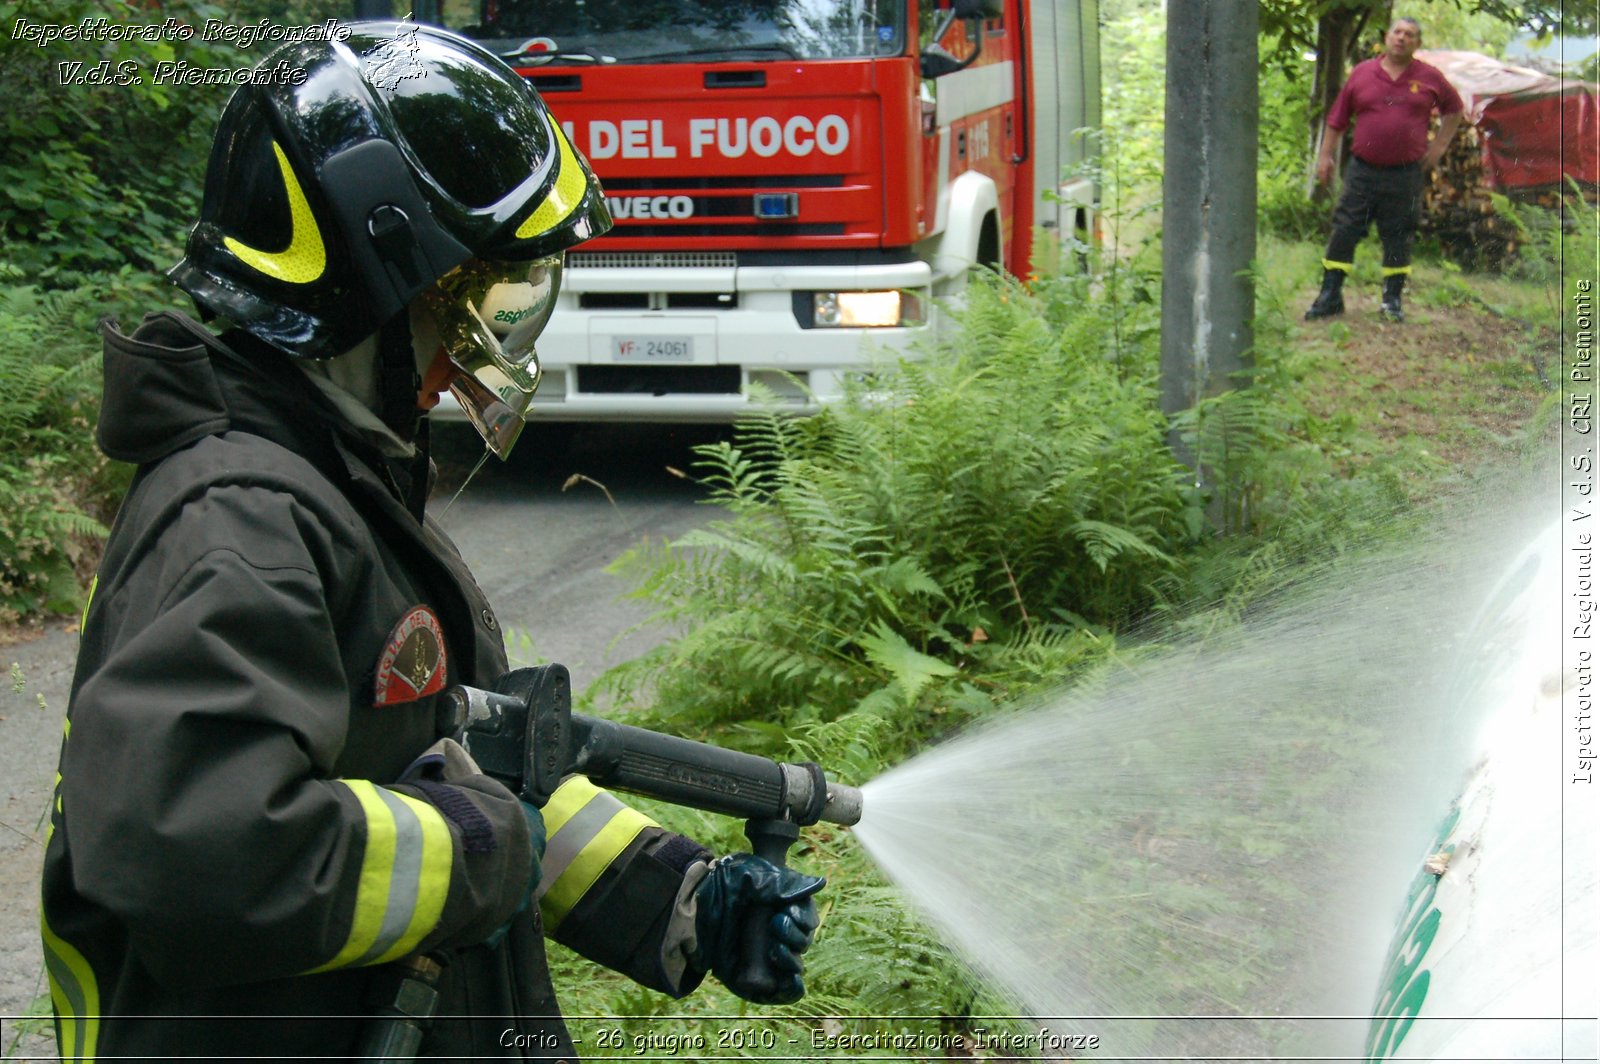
[593,270,1189,757]
[1492,183,1600,288]
[1257,54,1329,242]
[0,266,174,622]
[0,0,234,285]
[0,0,345,287]
[574,249,1435,1035]
[1259,180,1330,242]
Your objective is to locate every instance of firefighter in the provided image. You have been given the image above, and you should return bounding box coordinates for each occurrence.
[1305,17,1464,323]
[41,23,823,1061]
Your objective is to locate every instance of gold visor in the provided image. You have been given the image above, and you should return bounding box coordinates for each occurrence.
[424,255,562,458]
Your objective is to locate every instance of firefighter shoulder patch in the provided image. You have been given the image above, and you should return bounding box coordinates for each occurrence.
[375,605,448,706]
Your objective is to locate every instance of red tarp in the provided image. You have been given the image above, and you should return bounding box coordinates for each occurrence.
[1419,49,1598,191]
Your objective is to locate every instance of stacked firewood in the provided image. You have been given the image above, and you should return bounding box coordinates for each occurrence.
[1419,119,1521,269]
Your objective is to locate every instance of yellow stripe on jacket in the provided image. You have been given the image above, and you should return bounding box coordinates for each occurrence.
[306,780,452,972]
[537,777,657,930]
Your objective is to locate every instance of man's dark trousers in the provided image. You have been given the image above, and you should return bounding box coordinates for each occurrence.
[1322,156,1425,280]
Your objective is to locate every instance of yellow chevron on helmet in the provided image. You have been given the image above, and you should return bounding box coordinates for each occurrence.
[516,121,591,241]
[222,142,327,284]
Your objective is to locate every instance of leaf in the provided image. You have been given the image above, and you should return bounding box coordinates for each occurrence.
[857,620,957,707]
[874,556,944,598]
[1071,519,1177,573]
[853,683,904,718]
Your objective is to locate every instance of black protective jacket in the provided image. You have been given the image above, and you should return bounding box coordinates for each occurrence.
[41,313,708,1061]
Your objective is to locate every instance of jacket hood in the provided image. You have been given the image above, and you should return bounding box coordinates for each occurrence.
[98,312,332,466]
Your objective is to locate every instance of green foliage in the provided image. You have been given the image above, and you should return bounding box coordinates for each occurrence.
[1492,183,1600,288]
[0,266,171,621]
[1257,58,1329,241]
[0,0,344,287]
[1259,0,1569,61]
[0,1,231,284]
[593,270,1186,764]
[576,244,1456,1031]
[1096,1,1166,233]
[1166,241,1476,636]
[0,283,105,619]
[1407,0,1525,53]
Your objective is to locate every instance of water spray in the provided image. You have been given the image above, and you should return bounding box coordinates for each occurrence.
[847,487,1588,1059]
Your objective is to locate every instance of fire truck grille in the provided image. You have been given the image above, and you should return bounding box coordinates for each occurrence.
[617,223,847,238]
[568,251,738,269]
[601,175,846,190]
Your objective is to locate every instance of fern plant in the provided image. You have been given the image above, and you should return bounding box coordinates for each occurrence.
[0,274,156,621]
[592,271,1189,762]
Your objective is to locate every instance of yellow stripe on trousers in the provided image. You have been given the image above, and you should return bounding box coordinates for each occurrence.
[41,912,99,1064]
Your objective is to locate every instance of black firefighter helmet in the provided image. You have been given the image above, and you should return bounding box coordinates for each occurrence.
[170,20,611,455]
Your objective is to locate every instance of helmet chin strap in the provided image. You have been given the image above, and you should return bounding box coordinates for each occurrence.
[378,310,423,441]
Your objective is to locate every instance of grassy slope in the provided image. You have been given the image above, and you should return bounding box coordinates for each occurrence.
[533,236,1565,1054]
[1260,237,1557,486]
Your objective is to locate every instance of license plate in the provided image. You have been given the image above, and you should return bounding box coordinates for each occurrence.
[611,336,695,362]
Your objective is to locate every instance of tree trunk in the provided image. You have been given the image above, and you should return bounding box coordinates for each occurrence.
[1305,3,1387,198]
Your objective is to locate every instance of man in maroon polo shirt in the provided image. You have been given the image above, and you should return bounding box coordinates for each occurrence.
[1305,17,1464,323]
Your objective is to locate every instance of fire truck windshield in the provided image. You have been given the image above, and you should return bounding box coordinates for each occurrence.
[458,0,907,63]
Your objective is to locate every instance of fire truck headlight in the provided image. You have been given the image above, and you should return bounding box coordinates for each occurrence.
[812,291,920,328]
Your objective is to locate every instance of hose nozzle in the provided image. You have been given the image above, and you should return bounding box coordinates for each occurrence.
[776,762,863,827]
[821,781,864,826]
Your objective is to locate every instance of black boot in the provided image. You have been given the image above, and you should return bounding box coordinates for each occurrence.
[1381,274,1406,322]
[1304,269,1346,320]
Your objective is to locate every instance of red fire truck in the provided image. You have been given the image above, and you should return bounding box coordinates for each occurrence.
[451,0,1100,421]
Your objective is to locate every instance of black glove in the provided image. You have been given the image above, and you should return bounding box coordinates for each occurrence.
[485,801,546,948]
[400,740,545,949]
[691,854,825,1005]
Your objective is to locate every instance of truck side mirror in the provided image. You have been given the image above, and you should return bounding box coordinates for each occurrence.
[919,5,985,79]
[919,48,970,79]
[950,0,1003,17]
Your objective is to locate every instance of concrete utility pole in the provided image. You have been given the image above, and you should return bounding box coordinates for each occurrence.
[1159,0,1259,478]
